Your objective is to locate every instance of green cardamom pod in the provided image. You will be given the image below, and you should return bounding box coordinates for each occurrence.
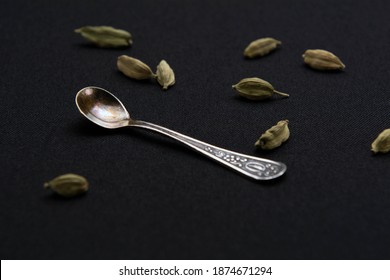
[75,26,132,48]
[232,77,289,100]
[371,129,390,154]
[117,55,156,80]
[244,37,281,58]
[255,120,290,150]
[303,49,345,70]
[156,60,175,90]
[44,173,89,197]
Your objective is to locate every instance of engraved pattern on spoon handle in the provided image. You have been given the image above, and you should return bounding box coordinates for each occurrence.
[130,120,286,180]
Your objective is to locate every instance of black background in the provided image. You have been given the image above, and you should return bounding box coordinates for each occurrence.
[1,0,390,259]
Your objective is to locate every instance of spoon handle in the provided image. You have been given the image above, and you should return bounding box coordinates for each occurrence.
[130,120,286,180]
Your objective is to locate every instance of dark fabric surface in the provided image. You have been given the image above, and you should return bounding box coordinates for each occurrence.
[1,0,390,259]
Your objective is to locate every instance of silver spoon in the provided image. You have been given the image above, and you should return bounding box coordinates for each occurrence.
[75,86,287,180]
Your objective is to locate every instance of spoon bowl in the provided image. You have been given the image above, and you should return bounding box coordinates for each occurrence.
[76,87,131,129]
[75,86,287,180]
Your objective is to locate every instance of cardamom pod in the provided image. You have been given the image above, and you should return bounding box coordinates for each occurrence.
[232,77,289,100]
[117,55,156,80]
[44,173,89,197]
[75,26,132,48]
[156,60,175,90]
[303,49,345,70]
[255,120,290,150]
[244,37,281,58]
[371,129,390,154]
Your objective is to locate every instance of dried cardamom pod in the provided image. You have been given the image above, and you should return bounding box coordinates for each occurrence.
[255,120,290,150]
[232,77,289,100]
[117,55,156,80]
[156,60,175,90]
[75,26,132,48]
[244,37,281,58]
[371,129,390,154]
[303,49,345,70]
[44,173,89,197]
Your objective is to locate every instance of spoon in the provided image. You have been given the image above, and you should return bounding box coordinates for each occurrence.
[75,86,287,180]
